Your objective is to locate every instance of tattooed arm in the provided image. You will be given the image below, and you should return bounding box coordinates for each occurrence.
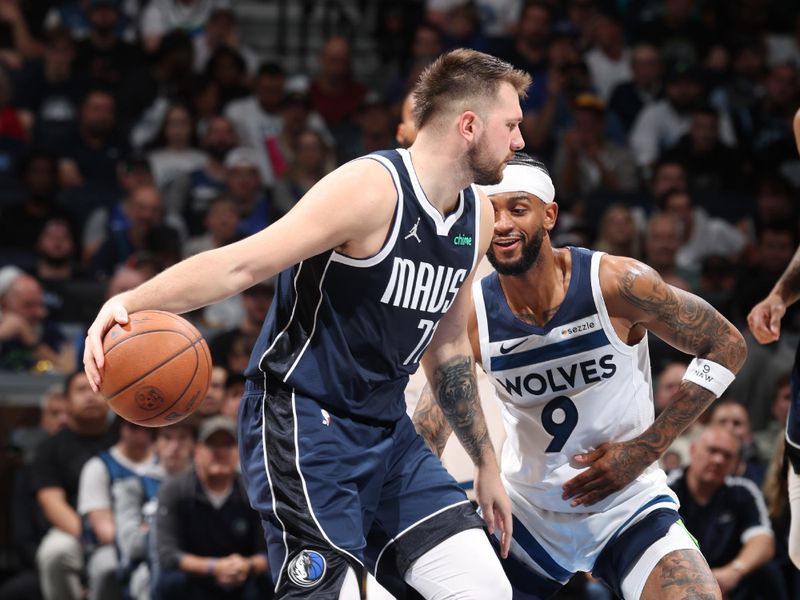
[562,256,747,506]
[413,383,452,458]
[749,109,800,344]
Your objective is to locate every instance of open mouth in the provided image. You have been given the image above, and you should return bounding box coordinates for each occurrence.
[493,237,522,249]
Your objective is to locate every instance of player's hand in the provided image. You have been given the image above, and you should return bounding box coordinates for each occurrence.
[562,441,650,507]
[747,293,785,344]
[475,462,513,559]
[83,298,130,391]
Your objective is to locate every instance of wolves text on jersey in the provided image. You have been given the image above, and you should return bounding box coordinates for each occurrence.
[496,354,617,398]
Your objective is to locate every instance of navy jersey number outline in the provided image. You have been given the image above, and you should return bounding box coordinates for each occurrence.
[541,395,579,453]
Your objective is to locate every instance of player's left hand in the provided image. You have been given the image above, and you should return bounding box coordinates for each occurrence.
[475,463,513,559]
[562,441,650,506]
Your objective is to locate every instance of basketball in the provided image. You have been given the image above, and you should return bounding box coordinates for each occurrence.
[99,310,212,427]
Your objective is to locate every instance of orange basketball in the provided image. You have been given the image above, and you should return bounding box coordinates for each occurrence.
[100,310,212,427]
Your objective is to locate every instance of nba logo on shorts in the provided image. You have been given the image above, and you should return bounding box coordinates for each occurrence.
[287,549,326,588]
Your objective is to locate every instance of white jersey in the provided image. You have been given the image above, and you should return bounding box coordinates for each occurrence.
[474,248,674,514]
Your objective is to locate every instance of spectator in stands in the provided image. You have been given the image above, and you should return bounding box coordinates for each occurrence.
[494,1,551,83]
[1,387,70,600]
[74,0,142,87]
[220,372,245,420]
[437,2,489,53]
[0,0,44,69]
[553,93,638,202]
[0,272,72,372]
[608,42,663,134]
[630,62,736,171]
[662,104,749,193]
[223,62,285,187]
[223,147,270,237]
[121,30,194,149]
[198,365,227,417]
[659,189,747,274]
[209,279,273,367]
[754,374,791,461]
[669,425,777,599]
[34,219,79,284]
[59,87,129,193]
[0,151,71,255]
[653,361,687,417]
[748,63,800,174]
[114,419,196,600]
[309,35,367,130]
[193,7,259,76]
[585,10,631,101]
[13,27,84,152]
[77,419,157,600]
[139,0,227,54]
[32,370,116,600]
[339,92,396,164]
[632,0,711,66]
[385,21,443,107]
[183,195,241,258]
[0,67,26,141]
[170,114,236,234]
[272,129,334,218]
[146,103,207,194]
[709,398,767,486]
[592,203,641,259]
[44,0,136,42]
[733,223,799,331]
[643,212,695,290]
[155,416,270,599]
[204,46,250,106]
[87,183,182,279]
[746,174,797,241]
[395,91,417,148]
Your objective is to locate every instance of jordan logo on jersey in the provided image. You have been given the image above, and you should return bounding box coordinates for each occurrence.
[381,258,467,313]
[404,217,421,243]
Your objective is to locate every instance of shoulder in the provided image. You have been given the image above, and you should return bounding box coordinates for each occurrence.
[597,254,655,296]
[725,476,767,506]
[158,471,193,501]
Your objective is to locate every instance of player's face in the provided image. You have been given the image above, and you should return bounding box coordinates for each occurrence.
[487,192,546,276]
[468,83,524,186]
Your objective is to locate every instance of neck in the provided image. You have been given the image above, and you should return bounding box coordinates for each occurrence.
[69,416,107,436]
[38,259,72,280]
[406,134,473,215]
[499,245,568,327]
[201,474,233,493]
[120,443,151,464]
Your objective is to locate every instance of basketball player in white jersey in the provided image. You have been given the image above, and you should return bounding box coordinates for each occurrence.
[414,153,747,599]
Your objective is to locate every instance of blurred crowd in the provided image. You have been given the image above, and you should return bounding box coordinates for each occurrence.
[0,0,799,599]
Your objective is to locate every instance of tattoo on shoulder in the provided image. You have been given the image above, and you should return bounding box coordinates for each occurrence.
[432,356,490,464]
[617,264,746,370]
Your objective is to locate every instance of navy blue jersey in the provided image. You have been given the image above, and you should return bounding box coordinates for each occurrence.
[245,149,482,422]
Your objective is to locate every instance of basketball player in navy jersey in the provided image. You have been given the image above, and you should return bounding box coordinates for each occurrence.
[414,153,747,599]
[748,107,800,571]
[83,49,529,599]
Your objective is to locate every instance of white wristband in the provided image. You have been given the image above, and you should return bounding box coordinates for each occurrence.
[682,358,735,398]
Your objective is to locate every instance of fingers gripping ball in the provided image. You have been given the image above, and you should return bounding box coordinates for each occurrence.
[100,310,212,427]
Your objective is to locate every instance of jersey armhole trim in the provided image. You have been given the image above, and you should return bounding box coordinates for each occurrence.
[330,154,403,268]
[590,252,635,356]
[470,184,481,272]
[473,278,491,374]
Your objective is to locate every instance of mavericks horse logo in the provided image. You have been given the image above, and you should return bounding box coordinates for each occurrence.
[287,549,326,588]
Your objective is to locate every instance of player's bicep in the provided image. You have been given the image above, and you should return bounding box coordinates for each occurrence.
[606,256,745,369]
[213,159,396,285]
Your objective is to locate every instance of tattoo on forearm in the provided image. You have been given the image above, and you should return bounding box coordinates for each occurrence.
[615,265,746,462]
[655,549,718,600]
[413,385,452,458]
[432,356,491,464]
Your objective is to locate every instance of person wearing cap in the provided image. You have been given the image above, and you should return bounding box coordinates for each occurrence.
[155,415,270,599]
[413,152,746,599]
[223,147,271,237]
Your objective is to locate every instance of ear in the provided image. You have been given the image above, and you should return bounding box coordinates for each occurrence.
[457,111,480,142]
[543,202,559,232]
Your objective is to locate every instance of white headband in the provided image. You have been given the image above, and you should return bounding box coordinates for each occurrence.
[477,163,555,204]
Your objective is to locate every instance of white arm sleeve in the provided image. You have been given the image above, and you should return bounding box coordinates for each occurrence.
[77,457,111,516]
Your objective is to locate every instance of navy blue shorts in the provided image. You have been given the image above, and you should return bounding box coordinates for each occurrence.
[238,376,484,598]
